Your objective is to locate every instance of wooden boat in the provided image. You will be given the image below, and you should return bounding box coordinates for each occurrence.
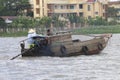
[20,33,112,57]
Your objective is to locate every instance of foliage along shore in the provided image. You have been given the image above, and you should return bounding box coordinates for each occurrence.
[0,31,28,37]
[0,25,120,37]
[73,25,120,34]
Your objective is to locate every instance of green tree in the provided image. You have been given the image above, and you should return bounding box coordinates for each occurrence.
[0,0,32,16]
[87,17,107,26]
[52,16,66,29]
[40,16,52,28]
[0,1,5,13]
[0,18,6,27]
[75,16,86,27]
[0,0,15,15]
[107,7,119,24]
[68,14,86,27]
[0,17,7,32]
[11,0,32,16]
[107,7,118,18]
[10,16,36,28]
[68,14,76,24]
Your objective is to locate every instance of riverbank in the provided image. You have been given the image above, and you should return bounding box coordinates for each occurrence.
[0,25,120,37]
[73,25,120,34]
[0,31,28,37]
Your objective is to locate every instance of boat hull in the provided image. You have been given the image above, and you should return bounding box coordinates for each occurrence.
[21,37,106,57]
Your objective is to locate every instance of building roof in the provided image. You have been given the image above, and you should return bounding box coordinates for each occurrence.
[87,0,106,4]
[108,1,120,5]
[0,16,17,20]
[87,0,96,2]
[0,16,17,23]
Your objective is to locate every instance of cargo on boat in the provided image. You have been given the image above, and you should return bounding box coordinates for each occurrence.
[19,32,112,57]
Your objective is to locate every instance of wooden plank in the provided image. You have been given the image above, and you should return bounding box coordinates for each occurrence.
[49,33,72,42]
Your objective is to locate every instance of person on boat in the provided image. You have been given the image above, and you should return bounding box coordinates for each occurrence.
[27,29,46,48]
[27,29,37,48]
[47,29,53,36]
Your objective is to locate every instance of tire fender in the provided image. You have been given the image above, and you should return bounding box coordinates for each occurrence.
[82,46,89,55]
[98,43,103,50]
[60,45,67,56]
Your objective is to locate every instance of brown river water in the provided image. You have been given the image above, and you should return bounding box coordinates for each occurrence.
[0,34,120,80]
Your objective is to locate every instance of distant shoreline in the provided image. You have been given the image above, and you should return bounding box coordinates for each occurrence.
[0,25,120,37]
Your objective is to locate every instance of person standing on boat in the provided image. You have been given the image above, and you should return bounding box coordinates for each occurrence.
[47,29,53,36]
[27,29,37,48]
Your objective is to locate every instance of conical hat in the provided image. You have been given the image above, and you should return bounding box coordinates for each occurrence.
[28,29,35,33]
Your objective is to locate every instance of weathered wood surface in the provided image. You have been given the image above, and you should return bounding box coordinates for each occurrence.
[21,33,112,57]
[49,33,72,42]
[50,37,106,56]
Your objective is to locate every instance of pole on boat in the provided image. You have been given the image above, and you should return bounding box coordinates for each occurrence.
[10,47,33,60]
[19,38,30,43]
[10,53,22,60]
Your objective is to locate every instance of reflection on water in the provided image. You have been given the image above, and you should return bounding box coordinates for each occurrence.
[0,34,120,80]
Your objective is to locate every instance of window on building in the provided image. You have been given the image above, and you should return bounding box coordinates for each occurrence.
[71,13,76,16]
[67,5,69,9]
[67,13,70,16]
[55,5,57,9]
[88,16,91,19]
[79,12,83,17]
[103,5,104,9]
[42,0,44,7]
[31,4,34,8]
[36,8,40,14]
[103,13,105,17]
[70,5,74,9]
[36,0,39,5]
[95,12,98,15]
[61,14,63,17]
[48,13,52,16]
[88,5,91,11]
[79,4,83,9]
[61,5,63,9]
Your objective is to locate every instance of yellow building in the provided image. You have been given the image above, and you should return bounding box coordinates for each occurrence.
[33,0,108,19]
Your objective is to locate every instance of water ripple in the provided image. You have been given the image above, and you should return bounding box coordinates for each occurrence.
[0,34,120,80]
